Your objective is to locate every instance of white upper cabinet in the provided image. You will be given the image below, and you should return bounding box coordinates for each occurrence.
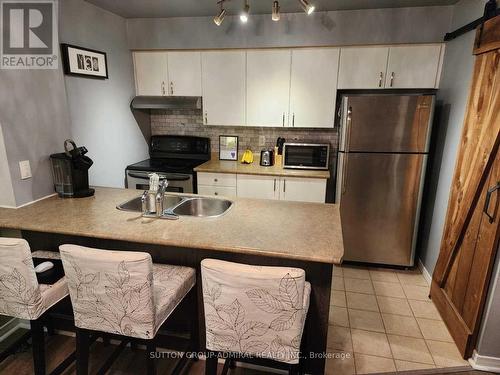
[385,45,443,89]
[167,51,202,96]
[338,47,389,89]
[289,48,339,128]
[133,51,168,96]
[247,50,291,127]
[201,51,246,126]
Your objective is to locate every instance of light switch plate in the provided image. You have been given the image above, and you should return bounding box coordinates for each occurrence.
[19,160,32,179]
[259,135,266,146]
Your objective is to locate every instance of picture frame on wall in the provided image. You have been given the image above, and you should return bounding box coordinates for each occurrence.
[61,43,108,79]
[219,135,239,161]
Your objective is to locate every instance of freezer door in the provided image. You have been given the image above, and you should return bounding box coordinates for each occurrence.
[339,153,427,266]
[342,94,434,153]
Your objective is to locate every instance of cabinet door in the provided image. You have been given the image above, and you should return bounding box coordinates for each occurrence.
[133,52,168,96]
[236,174,279,200]
[247,50,291,127]
[281,177,326,203]
[289,48,339,128]
[201,51,246,126]
[338,47,389,89]
[167,51,202,96]
[386,45,443,88]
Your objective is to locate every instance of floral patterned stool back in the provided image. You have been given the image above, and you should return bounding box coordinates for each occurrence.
[201,259,311,375]
[0,238,72,375]
[59,244,196,375]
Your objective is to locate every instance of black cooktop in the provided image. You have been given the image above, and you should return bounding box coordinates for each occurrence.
[126,158,206,173]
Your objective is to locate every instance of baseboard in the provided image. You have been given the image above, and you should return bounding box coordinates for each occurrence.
[469,350,500,372]
[417,258,432,285]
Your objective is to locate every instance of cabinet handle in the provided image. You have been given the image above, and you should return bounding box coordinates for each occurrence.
[379,72,383,88]
[205,112,208,124]
[390,72,394,87]
[170,81,174,95]
[292,113,295,127]
[283,179,286,193]
[214,178,218,182]
[161,81,166,95]
[484,182,500,223]
[282,112,285,127]
[214,192,218,196]
[273,179,276,192]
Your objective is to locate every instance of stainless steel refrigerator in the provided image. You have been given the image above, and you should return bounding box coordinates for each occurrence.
[336,93,435,267]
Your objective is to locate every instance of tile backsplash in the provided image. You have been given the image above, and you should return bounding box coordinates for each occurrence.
[150,109,339,154]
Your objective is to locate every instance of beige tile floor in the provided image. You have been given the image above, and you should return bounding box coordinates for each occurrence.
[325,264,469,374]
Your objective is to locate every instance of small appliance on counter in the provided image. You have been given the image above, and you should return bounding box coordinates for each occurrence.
[50,139,94,198]
[260,149,275,166]
[282,143,330,170]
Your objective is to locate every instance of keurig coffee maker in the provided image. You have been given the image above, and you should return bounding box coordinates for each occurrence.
[50,139,95,198]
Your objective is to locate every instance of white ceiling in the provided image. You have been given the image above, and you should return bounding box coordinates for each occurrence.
[85,0,459,18]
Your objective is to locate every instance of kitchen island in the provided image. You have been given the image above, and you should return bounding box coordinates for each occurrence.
[0,187,343,373]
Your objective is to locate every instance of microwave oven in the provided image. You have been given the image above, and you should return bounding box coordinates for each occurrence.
[282,143,330,170]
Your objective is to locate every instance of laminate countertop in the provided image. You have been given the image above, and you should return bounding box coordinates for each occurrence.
[194,158,330,179]
[0,187,343,264]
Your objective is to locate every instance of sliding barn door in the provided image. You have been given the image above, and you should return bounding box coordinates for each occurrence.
[431,15,500,358]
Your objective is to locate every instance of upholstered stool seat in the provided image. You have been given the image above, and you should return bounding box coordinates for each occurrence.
[201,259,311,375]
[0,238,74,375]
[59,245,196,375]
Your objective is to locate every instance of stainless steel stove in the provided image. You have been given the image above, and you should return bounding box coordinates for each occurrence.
[125,135,210,193]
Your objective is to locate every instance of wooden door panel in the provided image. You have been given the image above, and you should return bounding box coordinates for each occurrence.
[431,16,500,358]
[433,50,500,285]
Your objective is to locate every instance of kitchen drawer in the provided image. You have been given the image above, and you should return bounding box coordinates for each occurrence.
[197,172,236,187]
[198,185,237,197]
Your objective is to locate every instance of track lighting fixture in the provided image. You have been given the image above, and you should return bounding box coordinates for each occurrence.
[272,1,280,21]
[214,0,227,26]
[240,0,250,23]
[299,0,315,14]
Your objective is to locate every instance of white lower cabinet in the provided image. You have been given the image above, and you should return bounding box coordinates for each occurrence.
[236,174,280,200]
[198,185,237,197]
[197,172,237,197]
[236,174,326,202]
[280,177,327,203]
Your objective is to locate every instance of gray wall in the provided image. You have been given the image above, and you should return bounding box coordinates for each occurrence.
[60,0,148,188]
[0,123,16,207]
[476,244,500,359]
[127,6,453,50]
[418,0,486,274]
[0,66,72,206]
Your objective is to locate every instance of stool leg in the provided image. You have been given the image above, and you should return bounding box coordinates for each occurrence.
[205,351,218,375]
[30,319,46,375]
[76,328,90,375]
[146,340,156,375]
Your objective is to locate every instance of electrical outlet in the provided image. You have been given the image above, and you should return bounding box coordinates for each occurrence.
[259,135,266,146]
[19,160,32,180]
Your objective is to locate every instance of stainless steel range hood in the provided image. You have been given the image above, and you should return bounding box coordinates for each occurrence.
[130,96,202,110]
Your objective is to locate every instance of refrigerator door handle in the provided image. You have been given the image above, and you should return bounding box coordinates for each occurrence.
[345,106,353,153]
[342,153,349,195]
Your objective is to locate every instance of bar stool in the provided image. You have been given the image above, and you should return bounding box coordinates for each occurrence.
[0,238,73,375]
[59,244,196,375]
[201,259,311,375]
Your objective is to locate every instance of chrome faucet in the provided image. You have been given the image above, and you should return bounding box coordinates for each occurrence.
[155,179,169,217]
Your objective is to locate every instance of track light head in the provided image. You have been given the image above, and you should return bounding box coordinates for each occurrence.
[240,1,250,23]
[272,1,280,21]
[299,0,315,14]
[214,8,226,25]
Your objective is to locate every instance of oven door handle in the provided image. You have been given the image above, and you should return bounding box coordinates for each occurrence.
[127,172,191,181]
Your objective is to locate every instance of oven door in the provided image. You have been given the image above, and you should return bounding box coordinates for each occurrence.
[283,144,330,170]
[126,170,193,194]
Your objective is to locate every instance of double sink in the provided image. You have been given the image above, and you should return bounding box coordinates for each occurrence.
[117,194,233,218]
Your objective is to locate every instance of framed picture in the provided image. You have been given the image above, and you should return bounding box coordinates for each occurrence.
[219,135,239,161]
[61,43,108,79]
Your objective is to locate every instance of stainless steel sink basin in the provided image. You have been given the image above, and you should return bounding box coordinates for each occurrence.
[172,197,233,217]
[117,194,232,218]
[117,195,183,212]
